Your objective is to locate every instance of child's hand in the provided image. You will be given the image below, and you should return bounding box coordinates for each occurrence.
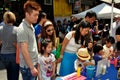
[51,73,55,79]
[102,55,106,59]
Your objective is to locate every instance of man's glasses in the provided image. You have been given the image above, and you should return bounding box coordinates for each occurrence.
[46,28,54,32]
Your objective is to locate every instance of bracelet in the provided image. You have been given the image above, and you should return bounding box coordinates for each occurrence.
[60,55,63,58]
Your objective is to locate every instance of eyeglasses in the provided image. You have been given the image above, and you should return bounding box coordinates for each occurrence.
[46,28,54,32]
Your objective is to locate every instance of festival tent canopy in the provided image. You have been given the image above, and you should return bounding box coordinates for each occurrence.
[74,3,120,19]
[101,0,120,3]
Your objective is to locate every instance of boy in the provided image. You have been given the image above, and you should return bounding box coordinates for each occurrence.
[103,36,115,59]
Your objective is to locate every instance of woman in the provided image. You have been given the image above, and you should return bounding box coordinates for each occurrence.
[38,20,56,51]
[0,11,19,80]
[58,20,91,76]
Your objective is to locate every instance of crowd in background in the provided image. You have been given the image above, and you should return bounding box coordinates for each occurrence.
[0,0,120,80]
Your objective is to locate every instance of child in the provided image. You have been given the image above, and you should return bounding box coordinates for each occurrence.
[93,44,105,65]
[103,36,115,59]
[74,48,94,71]
[38,39,56,80]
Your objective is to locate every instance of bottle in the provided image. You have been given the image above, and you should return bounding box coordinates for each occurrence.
[77,64,82,77]
[102,65,106,75]
[114,58,118,67]
[108,60,110,67]
[117,68,120,79]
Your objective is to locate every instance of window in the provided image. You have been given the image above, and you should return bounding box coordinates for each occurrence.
[68,0,75,3]
[44,0,52,5]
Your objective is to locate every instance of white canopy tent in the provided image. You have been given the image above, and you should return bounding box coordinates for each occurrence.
[101,0,120,3]
[100,0,120,33]
[74,3,120,19]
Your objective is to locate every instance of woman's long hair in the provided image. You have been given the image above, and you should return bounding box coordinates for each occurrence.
[74,20,91,44]
[41,20,56,46]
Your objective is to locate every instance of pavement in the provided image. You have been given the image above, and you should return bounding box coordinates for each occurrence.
[0,69,22,80]
[0,61,61,80]
[0,61,22,80]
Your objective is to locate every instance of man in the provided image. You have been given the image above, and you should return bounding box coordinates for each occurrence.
[116,25,120,51]
[17,1,41,80]
[110,15,120,42]
[82,11,97,47]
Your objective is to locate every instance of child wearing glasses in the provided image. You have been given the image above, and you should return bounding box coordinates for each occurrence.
[38,39,56,80]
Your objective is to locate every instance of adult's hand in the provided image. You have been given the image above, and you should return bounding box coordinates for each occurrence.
[56,58,62,63]
[30,67,38,76]
[88,42,93,49]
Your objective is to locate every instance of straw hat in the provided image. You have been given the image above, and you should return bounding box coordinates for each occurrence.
[77,48,90,60]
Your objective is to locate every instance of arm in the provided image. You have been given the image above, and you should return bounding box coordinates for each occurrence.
[37,38,41,52]
[51,61,56,78]
[116,35,120,42]
[37,63,41,80]
[20,42,38,76]
[56,37,69,63]
[74,60,78,71]
[116,26,120,42]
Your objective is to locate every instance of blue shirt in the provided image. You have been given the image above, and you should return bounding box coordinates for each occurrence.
[93,54,102,65]
[0,22,5,26]
[34,24,42,37]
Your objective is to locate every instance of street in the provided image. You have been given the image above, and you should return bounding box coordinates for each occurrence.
[0,61,22,80]
[0,69,22,80]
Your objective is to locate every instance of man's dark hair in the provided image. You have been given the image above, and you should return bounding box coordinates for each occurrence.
[37,11,47,23]
[85,11,97,19]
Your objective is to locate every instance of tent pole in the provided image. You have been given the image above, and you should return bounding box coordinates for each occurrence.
[110,0,114,30]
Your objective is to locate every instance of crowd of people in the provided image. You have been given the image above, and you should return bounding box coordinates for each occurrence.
[0,0,120,80]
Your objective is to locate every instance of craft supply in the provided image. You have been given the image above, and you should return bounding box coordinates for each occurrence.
[77,64,82,77]
[102,65,106,75]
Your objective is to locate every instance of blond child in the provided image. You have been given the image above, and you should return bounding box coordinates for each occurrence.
[74,48,94,71]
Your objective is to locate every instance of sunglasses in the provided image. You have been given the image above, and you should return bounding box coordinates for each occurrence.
[46,28,54,32]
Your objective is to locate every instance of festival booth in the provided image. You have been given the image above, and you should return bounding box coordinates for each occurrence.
[56,59,118,80]
[74,3,120,19]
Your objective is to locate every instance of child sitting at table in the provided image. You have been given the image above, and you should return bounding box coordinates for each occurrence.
[103,36,115,59]
[74,48,94,71]
[93,44,105,65]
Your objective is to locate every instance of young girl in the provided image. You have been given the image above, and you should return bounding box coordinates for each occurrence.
[38,39,56,80]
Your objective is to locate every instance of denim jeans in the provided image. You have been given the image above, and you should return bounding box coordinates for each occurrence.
[0,53,19,80]
[20,65,37,80]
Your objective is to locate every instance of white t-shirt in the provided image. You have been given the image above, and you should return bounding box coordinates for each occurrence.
[74,59,88,71]
[38,54,55,80]
[65,31,81,53]
[109,21,120,42]
[103,45,114,58]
